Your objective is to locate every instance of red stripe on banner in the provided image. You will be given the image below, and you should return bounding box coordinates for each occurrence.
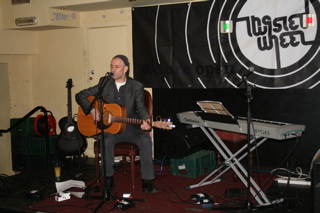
[306,17,313,24]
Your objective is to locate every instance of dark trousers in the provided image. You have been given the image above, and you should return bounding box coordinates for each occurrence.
[99,125,155,180]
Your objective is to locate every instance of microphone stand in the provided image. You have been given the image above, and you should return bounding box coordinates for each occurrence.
[237,72,254,212]
[86,73,147,212]
[84,72,113,213]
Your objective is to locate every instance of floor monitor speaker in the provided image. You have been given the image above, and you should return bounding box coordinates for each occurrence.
[162,127,209,159]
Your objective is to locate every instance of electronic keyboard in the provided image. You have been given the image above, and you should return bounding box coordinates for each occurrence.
[177,111,305,140]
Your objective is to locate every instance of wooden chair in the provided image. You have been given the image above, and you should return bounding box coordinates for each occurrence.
[94,90,153,189]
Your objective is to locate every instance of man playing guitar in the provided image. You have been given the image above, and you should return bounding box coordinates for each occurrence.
[76,55,158,197]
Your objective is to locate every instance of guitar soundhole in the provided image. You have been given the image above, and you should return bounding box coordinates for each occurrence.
[66,126,75,132]
[97,111,112,130]
[65,123,75,132]
[97,121,112,130]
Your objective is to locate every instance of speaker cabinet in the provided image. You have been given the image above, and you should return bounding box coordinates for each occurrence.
[312,156,320,213]
[162,127,209,159]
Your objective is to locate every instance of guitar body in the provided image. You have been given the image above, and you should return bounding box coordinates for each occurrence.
[77,96,126,136]
[78,96,174,137]
[56,117,87,155]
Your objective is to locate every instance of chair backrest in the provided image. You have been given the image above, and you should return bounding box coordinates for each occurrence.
[143,89,153,121]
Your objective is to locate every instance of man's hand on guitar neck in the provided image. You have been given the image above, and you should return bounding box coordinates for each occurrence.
[141,119,151,131]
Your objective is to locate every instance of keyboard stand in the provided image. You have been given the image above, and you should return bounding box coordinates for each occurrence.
[184,126,271,206]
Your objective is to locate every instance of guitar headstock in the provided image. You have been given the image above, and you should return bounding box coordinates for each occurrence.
[66,78,74,89]
[152,117,175,130]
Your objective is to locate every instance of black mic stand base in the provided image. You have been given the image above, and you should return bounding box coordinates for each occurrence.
[91,189,112,213]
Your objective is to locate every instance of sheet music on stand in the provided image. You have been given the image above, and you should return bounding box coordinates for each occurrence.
[196,101,238,125]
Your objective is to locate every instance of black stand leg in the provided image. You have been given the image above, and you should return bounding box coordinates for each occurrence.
[244,81,253,211]
[84,74,113,212]
[237,69,254,211]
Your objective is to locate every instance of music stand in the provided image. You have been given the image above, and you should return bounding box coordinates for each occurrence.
[197,101,234,117]
[196,101,238,125]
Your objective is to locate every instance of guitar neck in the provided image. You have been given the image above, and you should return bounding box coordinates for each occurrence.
[111,116,148,126]
[67,88,72,123]
[66,78,74,124]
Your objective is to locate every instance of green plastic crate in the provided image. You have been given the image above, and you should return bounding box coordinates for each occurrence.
[10,117,36,135]
[11,135,31,154]
[29,135,58,155]
[170,150,216,178]
[12,153,30,172]
[29,154,48,170]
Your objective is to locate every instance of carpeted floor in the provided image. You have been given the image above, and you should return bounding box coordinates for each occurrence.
[27,162,276,213]
[0,158,311,213]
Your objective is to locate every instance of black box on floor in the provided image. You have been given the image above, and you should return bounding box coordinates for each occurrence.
[11,135,59,155]
[11,135,31,154]
[29,154,49,169]
[11,134,61,172]
[29,135,58,154]
[12,153,30,171]
[12,153,61,172]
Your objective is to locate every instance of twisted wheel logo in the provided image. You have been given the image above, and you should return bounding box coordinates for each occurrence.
[230,0,319,88]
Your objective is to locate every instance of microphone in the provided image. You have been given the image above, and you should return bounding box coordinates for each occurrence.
[106,72,114,77]
[237,66,254,88]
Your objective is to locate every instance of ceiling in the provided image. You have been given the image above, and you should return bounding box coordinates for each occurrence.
[51,0,208,12]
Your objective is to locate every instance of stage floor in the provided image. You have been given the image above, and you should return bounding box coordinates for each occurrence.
[0,158,97,213]
[0,158,312,213]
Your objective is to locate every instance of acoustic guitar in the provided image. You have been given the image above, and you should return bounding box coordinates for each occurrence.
[56,79,87,155]
[77,96,174,137]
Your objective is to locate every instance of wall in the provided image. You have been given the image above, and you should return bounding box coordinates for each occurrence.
[34,8,132,159]
[0,2,38,175]
[0,6,133,174]
[33,28,85,119]
[0,55,36,175]
[0,63,11,175]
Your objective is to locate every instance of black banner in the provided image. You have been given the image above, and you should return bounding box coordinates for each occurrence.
[133,0,320,89]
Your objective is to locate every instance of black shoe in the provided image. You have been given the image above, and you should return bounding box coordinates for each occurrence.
[142,179,159,194]
[105,176,115,191]
[104,176,115,200]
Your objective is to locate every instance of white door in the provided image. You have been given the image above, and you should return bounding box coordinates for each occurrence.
[84,25,130,157]
[87,26,129,87]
